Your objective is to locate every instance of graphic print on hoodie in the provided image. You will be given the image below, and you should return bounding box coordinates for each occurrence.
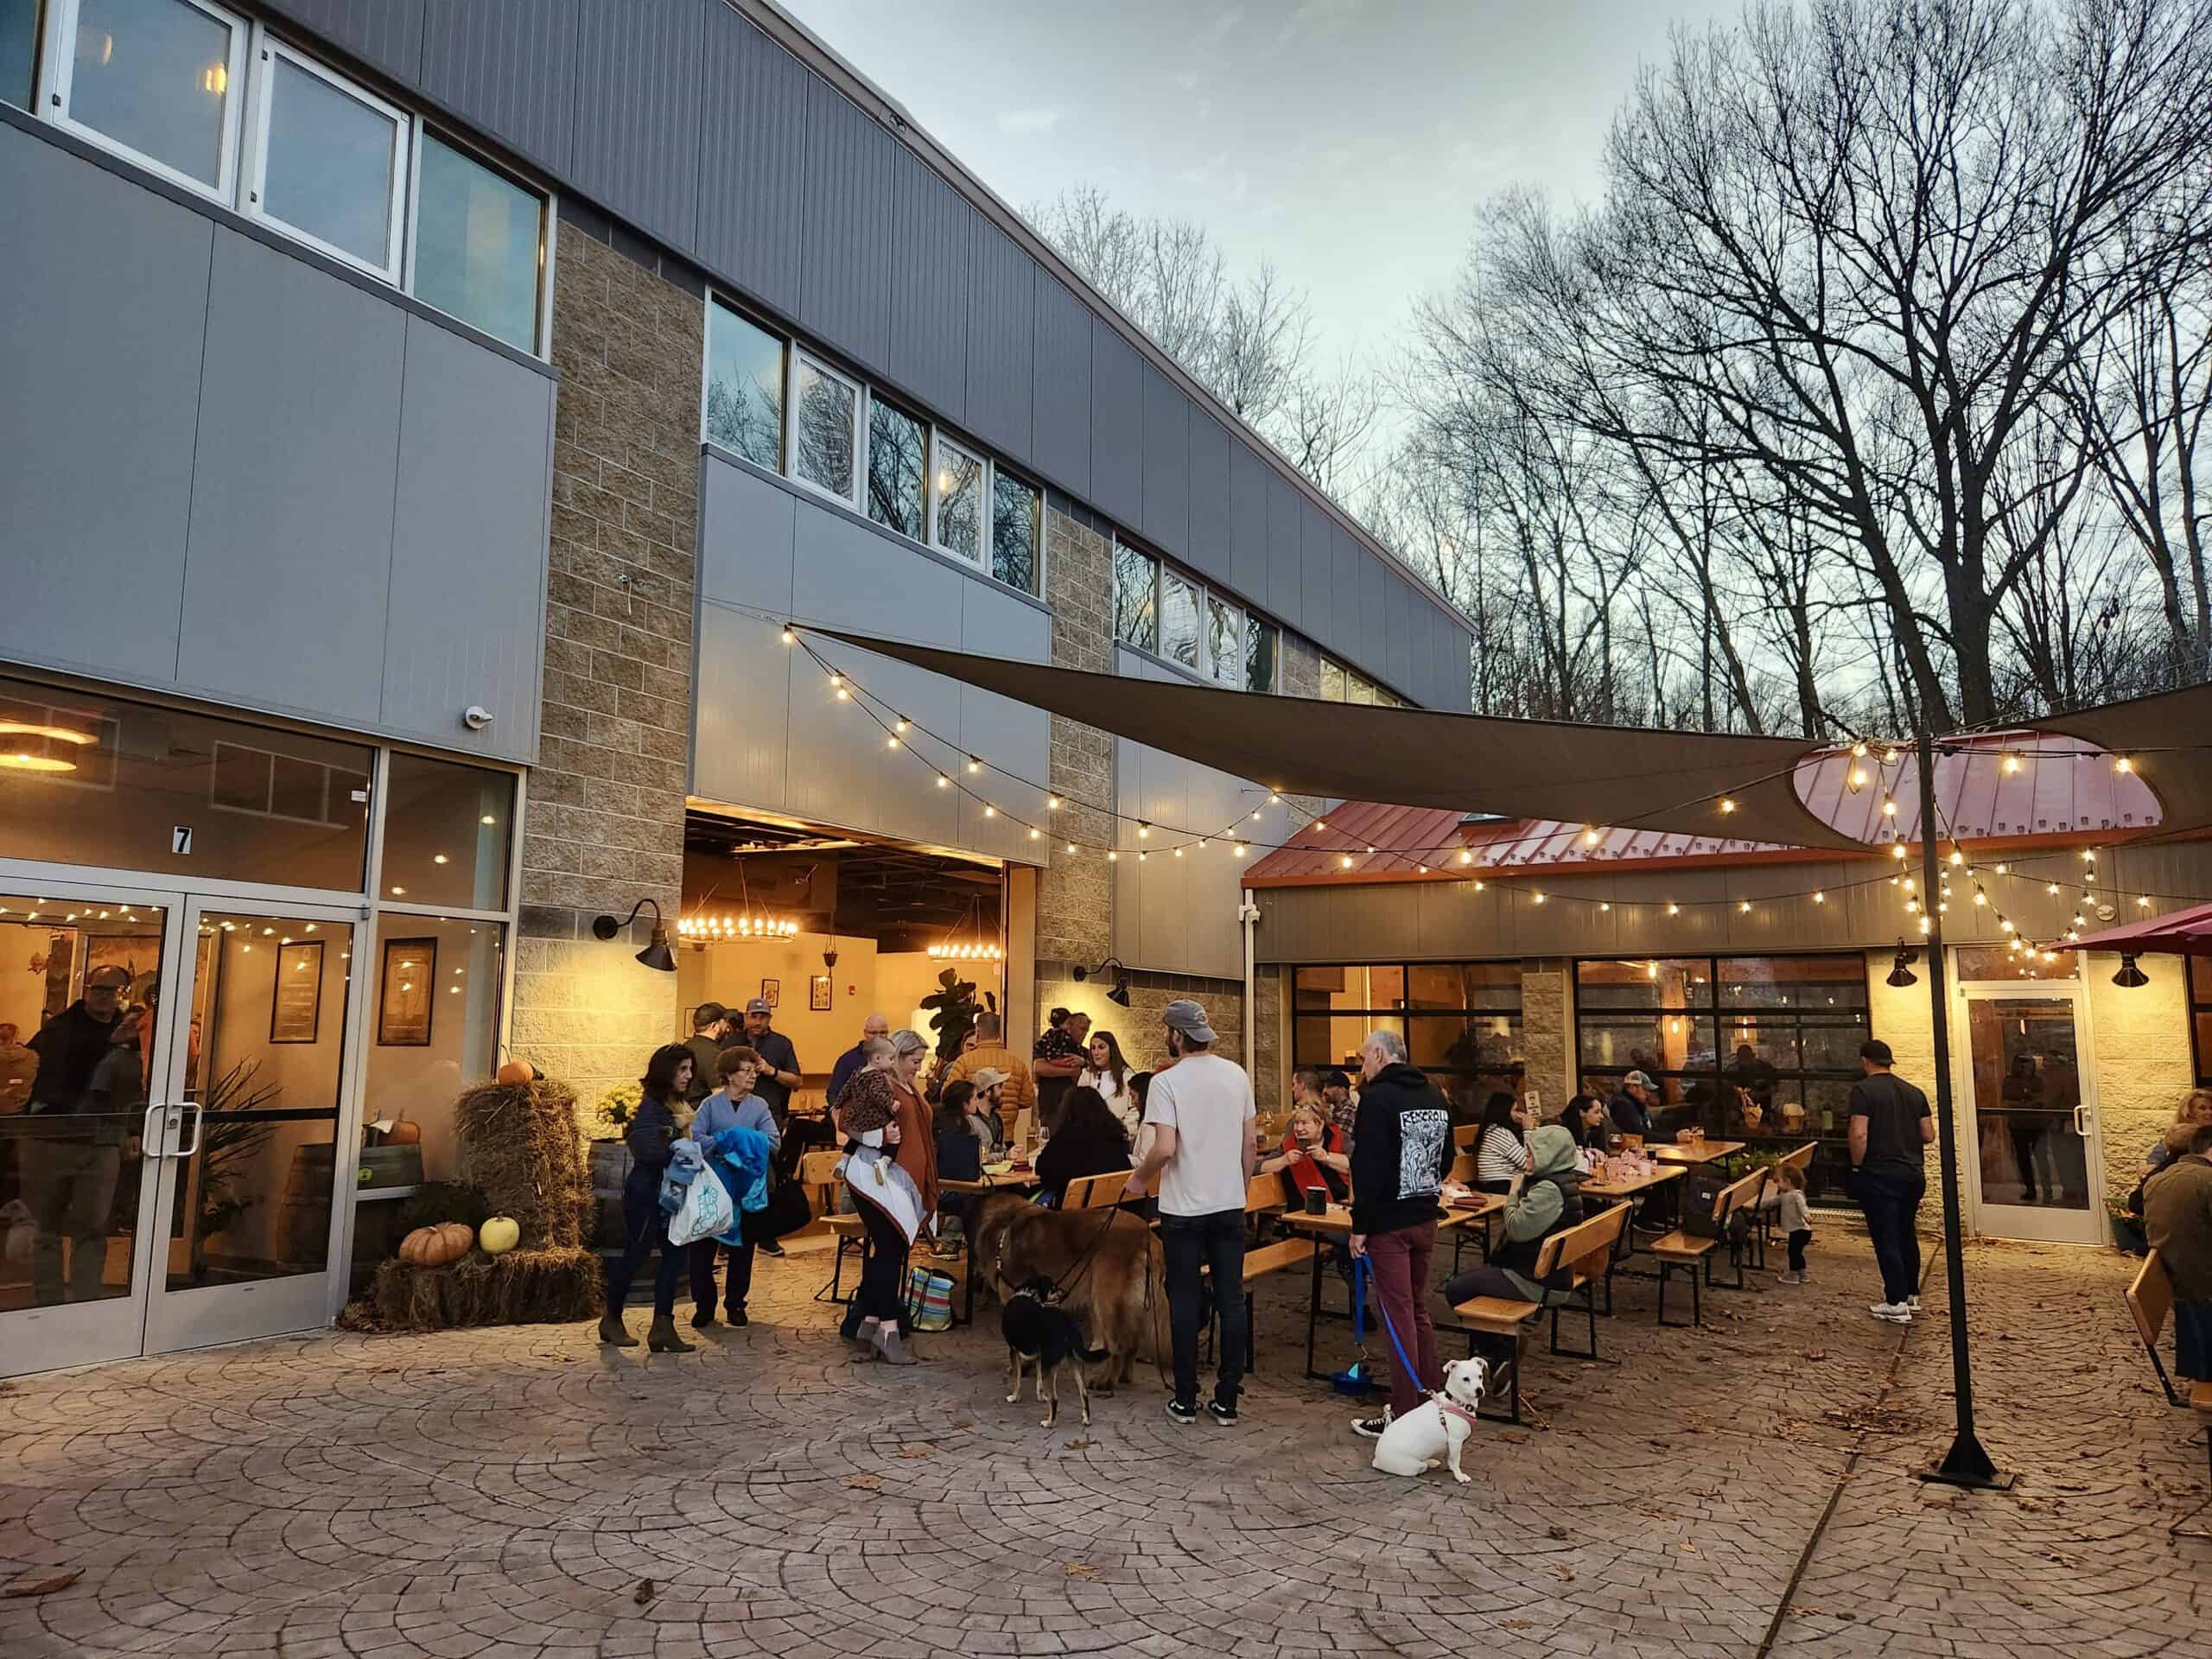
[1397,1107,1449,1199]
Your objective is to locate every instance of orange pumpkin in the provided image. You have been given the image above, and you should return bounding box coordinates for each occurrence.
[397,1221,474,1268]
[496,1058,537,1086]
[385,1116,422,1147]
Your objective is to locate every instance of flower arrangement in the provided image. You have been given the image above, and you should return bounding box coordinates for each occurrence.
[594,1081,641,1138]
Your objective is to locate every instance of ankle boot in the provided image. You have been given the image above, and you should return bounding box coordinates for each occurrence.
[646,1315,695,1354]
[598,1311,637,1346]
[873,1323,918,1367]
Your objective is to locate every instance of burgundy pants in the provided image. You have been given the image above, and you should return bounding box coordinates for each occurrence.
[1365,1219,1441,1419]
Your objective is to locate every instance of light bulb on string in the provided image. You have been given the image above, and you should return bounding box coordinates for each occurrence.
[1851,741,1869,759]
[1881,798,1897,817]
[1048,795,1061,810]
[1137,823,1150,839]
[1532,892,1546,905]
[1666,903,1680,916]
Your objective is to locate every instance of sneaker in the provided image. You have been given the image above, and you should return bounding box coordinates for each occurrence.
[757,1239,786,1258]
[1774,1270,1802,1285]
[1351,1408,1394,1440]
[1206,1401,1238,1427]
[726,1307,749,1328]
[1164,1397,1198,1425]
[1869,1301,1914,1324]
[1906,1294,1921,1312]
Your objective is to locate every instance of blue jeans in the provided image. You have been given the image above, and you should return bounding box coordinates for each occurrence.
[1853,1166,1924,1306]
[1161,1208,1246,1409]
[605,1183,684,1317]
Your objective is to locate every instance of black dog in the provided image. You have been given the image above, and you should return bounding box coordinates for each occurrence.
[1000,1275,1108,1427]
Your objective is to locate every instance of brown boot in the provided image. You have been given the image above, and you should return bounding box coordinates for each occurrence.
[646,1316,695,1354]
[598,1312,637,1347]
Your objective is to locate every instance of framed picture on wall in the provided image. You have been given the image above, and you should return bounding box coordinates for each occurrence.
[378,938,437,1046]
[270,940,324,1043]
[760,978,779,1009]
[810,974,831,1012]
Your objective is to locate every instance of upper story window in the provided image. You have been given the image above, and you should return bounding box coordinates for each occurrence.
[249,38,409,281]
[931,435,985,563]
[1115,543,1280,690]
[1113,542,1158,652]
[865,397,926,538]
[790,352,860,503]
[991,470,1039,593]
[1159,570,1201,671]
[1246,619,1277,692]
[34,2,548,351]
[705,299,785,470]
[1318,654,1401,707]
[2,0,38,109]
[1205,594,1243,689]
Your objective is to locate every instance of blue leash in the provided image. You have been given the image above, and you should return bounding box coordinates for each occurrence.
[1363,1255,1424,1386]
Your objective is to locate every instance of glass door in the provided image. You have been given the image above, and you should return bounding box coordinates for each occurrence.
[0,880,182,1377]
[139,898,365,1357]
[1955,984,2106,1245]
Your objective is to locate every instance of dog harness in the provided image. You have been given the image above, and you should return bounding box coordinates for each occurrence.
[1432,1393,1483,1431]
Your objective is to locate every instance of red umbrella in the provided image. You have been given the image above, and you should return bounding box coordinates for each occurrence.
[2068,899,2212,957]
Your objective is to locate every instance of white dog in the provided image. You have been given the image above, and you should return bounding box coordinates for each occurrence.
[1368,1357,1490,1484]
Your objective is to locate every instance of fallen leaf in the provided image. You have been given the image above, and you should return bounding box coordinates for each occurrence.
[1555,1567,1576,1584]
[949,1418,971,1429]
[1065,1438,1095,1450]
[1678,1541,1700,1554]
[1065,1561,1098,1580]
[1499,1431,1529,1444]
[5,1571,81,1599]
[632,1579,655,1606]
[844,1474,883,1491]
[1502,1618,1533,1630]
[1545,1525,1569,1541]
[1787,1604,1822,1618]
[896,1445,933,1459]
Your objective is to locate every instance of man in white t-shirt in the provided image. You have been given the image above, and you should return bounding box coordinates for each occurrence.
[1124,997,1255,1426]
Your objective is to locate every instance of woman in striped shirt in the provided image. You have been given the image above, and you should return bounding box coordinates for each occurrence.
[1472,1090,1532,1193]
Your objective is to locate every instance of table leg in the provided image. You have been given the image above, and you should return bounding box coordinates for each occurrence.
[1304,1234,1325,1381]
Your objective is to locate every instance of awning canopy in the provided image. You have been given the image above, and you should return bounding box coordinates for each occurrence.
[2069,899,2212,957]
[809,629,2212,855]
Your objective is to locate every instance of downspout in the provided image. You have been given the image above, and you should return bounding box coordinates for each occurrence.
[1240,892,1262,1077]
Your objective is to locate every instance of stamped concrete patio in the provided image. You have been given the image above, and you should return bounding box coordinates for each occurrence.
[2,1225,2206,1659]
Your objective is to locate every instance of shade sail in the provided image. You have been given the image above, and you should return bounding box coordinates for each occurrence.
[2069,900,2212,957]
[2038,681,2212,849]
[809,628,1866,852]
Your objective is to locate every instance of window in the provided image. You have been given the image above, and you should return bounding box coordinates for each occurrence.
[411,131,544,353]
[790,353,859,501]
[377,753,515,911]
[1319,658,1346,702]
[2,0,36,108]
[1159,571,1201,671]
[1246,620,1277,693]
[704,299,784,468]
[1294,962,1524,1120]
[2193,957,2212,1089]
[1573,955,1872,1198]
[248,40,408,280]
[1205,595,1243,687]
[361,915,507,1187]
[991,469,1040,594]
[53,0,247,198]
[865,398,925,538]
[1113,543,1157,651]
[931,435,984,562]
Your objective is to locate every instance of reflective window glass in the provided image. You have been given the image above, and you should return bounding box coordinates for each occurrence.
[705,301,785,468]
[259,51,403,274]
[1205,595,1242,686]
[1159,573,1200,670]
[0,674,370,890]
[1246,620,1276,693]
[1,0,36,108]
[932,437,983,562]
[865,399,925,538]
[67,0,238,190]
[360,916,505,1187]
[413,132,543,353]
[377,755,513,910]
[1319,658,1346,702]
[991,470,1039,593]
[1113,543,1156,650]
[791,355,856,499]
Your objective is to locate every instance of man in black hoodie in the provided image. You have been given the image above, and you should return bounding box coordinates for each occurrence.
[1347,1028,1452,1440]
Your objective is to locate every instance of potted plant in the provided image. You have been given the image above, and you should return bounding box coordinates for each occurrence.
[588,1082,642,1254]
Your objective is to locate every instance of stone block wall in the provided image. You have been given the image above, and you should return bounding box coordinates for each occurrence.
[2083,951,2195,1211]
[1251,964,1287,1111]
[1520,960,1573,1111]
[1032,969,1246,1080]
[1036,506,1115,977]
[512,226,702,1118]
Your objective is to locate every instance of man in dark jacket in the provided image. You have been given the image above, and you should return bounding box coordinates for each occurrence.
[24,965,131,1306]
[681,1002,728,1103]
[1606,1071,1657,1138]
[1347,1029,1452,1440]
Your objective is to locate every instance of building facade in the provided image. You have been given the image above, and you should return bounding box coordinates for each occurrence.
[0,0,1471,1376]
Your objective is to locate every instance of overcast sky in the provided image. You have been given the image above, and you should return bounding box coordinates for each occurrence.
[780,0,1745,374]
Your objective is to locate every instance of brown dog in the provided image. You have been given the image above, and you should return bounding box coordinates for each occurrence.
[970,1192,1164,1389]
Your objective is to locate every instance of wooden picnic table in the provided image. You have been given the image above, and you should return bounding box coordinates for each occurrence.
[1653,1140,1746,1166]
[939,1166,1040,1322]
[1278,1198,1504,1381]
[1582,1164,1688,1270]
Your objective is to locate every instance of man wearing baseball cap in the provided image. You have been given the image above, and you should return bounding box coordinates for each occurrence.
[1606,1070,1659,1139]
[740,997,802,1131]
[1123,997,1255,1427]
[1849,1037,1933,1323]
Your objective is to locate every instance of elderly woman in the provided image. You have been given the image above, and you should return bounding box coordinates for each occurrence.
[1258,1099,1349,1207]
[601,1043,696,1353]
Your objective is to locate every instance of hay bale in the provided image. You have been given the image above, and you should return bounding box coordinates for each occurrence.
[370,1246,601,1329]
[455,1077,589,1250]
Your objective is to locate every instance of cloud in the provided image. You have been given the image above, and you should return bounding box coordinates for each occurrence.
[1271,0,1361,53]
[1175,150,1250,203]
[1173,69,1201,92]
[995,107,1065,136]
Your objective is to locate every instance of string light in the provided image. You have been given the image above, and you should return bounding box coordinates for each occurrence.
[1313,820,1327,831]
[1582,826,1600,847]
[1666,903,1680,916]
[1048,795,1062,810]
[780,626,795,645]
[1881,798,1898,817]
[2003,753,2021,773]
[1738,899,1751,913]
[894,718,909,734]
[1892,844,1909,860]
[1457,849,1472,865]
[2114,756,2133,774]
[982,805,995,818]
[887,735,901,749]
[1948,849,1964,867]
[1851,741,1869,759]
[1813,891,1826,904]
[1532,892,1546,905]
[1137,823,1150,839]
[966,756,982,773]
[1719,798,1738,815]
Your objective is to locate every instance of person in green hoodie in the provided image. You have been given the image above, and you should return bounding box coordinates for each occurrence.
[1443,1123,1586,1308]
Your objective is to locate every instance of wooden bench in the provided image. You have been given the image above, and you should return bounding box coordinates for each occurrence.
[1452,1123,1481,1151]
[1061,1168,1137,1211]
[2126,1249,2212,1529]
[1646,1166,1767,1327]
[1446,1203,1630,1423]
[799,1150,868,1305]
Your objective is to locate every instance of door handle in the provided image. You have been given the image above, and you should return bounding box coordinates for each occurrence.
[143,1100,166,1151]
[172,1103,206,1160]
[2072,1103,2091,1137]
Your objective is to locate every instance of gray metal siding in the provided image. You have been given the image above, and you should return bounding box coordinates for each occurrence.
[1357,554,1385,683]
[0,124,210,683]
[798,73,894,375]
[1089,321,1143,525]
[694,601,791,812]
[1385,577,1413,696]
[180,232,405,725]
[697,454,798,613]
[1299,498,1332,643]
[569,0,703,254]
[383,315,551,754]
[264,0,424,80]
[1332,526,1363,660]
[1265,470,1303,632]
[964,220,1034,460]
[1140,362,1187,558]
[695,8,805,316]
[885,148,969,423]
[1029,273,1091,496]
[1228,439,1269,613]
[417,0,577,176]
[1184,412,1230,586]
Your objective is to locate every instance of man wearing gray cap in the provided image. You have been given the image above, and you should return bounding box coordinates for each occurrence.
[740,996,802,1129]
[1123,997,1255,1427]
[1607,1070,1659,1139]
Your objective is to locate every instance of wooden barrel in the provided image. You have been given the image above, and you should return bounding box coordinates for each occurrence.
[588,1140,631,1253]
[278,1141,336,1268]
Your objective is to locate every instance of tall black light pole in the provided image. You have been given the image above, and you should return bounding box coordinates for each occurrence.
[1913,724,2006,1489]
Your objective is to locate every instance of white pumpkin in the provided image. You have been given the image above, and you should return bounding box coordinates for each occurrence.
[478,1216,520,1255]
